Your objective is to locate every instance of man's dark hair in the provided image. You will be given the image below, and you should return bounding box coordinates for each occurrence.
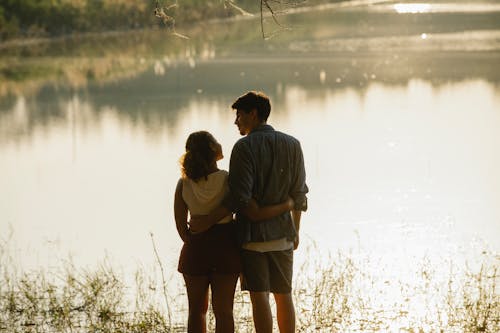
[231,91,271,122]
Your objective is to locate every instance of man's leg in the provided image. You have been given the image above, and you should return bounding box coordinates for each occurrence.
[274,292,295,333]
[268,249,294,333]
[240,249,273,333]
[250,291,273,333]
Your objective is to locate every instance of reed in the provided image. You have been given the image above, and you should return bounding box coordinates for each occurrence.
[0,240,498,332]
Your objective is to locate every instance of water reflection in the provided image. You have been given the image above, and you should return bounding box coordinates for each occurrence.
[394,4,431,14]
[392,3,500,14]
[1,77,499,274]
[2,54,500,147]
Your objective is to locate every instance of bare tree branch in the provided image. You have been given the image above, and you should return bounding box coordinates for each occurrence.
[261,0,298,40]
[154,0,306,40]
[225,0,254,16]
[154,0,190,39]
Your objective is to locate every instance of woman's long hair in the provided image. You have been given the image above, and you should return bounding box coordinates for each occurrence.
[180,131,217,181]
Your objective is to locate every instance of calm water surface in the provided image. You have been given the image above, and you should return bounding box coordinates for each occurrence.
[1,2,499,286]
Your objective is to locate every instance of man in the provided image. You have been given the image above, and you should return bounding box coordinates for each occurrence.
[191,91,308,333]
[228,91,308,333]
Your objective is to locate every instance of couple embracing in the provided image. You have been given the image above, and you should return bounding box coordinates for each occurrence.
[174,91,309,333]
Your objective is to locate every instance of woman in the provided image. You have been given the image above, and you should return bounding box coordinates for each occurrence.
[174,131,293,333]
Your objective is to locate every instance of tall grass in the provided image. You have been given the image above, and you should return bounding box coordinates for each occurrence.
[292,248,499,332]
[0,240,498,332]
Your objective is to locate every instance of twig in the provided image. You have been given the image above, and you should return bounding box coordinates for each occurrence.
[260,0,293,39]
[263,0,283,27]
[149,232,172,329]
[154,0,189,39]
[171,31,189,40]
[261,0,265,39]
[225,0,254,16]
[154,0,176,27]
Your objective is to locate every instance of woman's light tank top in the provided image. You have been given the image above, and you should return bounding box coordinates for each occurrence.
[182,170,232,224]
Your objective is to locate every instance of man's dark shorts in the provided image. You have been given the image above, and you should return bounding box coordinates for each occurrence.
[240,248,293,293]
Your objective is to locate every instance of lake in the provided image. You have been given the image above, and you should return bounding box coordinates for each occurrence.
[1,0,499,300]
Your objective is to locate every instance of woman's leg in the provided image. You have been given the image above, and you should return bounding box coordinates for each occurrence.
[210,273,239,333]
[184,274,210,333]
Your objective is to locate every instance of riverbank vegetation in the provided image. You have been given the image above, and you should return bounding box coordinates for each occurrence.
[0,0,335,42]
[1,242,498,332]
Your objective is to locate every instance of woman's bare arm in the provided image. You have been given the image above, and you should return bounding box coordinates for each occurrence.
[174,179,189,242]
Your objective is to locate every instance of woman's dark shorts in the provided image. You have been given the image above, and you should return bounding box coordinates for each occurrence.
[240,248,293,293]
[178,221,241,276]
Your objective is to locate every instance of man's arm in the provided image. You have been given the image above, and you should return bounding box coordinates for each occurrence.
[188,205,230,233]
[190,140,255,228]
[191,140,295,229]
[242,197,294,221]
[290,140,308,250]
[189,197,294,231]
[188,140,252,233]
[174,179,189,242]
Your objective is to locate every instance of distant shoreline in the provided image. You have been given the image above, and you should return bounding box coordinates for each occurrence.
[0,28,160,51]
[3,0,500,51]
[0,0,410,50]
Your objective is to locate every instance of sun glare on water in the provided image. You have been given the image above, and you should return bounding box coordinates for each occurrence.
[394,3,431,13]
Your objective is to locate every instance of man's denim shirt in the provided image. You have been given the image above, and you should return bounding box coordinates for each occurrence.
[224,124,308,244]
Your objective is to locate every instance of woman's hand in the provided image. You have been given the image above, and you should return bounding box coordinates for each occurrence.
[188,214,212,233]
[180,229,190,243]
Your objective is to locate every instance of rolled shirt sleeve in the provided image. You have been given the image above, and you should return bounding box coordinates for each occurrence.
[290,141,308,211]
